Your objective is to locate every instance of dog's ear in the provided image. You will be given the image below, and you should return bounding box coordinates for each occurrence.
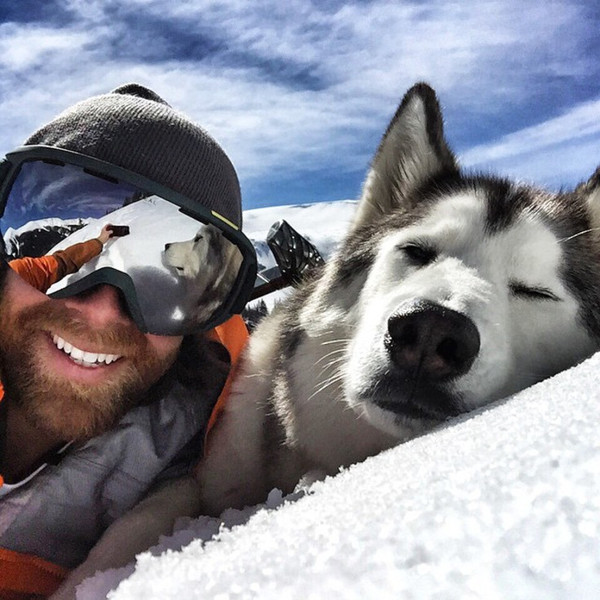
[578,166,600,234]
[352,83,458,231]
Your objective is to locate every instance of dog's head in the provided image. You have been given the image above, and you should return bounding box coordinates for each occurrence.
[314,83,600,439]
[163,224,242,323]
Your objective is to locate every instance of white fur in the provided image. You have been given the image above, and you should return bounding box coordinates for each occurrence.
[163,223,243,322]
[345,193,595,432]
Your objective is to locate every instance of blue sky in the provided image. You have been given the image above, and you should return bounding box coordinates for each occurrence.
[0,0,598,210]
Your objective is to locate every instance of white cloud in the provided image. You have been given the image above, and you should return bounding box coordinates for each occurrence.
[0,0,597,203]
[461,136,600,190]
[461,99,600,164]
[459,99,600,188]
[0,24,90,70]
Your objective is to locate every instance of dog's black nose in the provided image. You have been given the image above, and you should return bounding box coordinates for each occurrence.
[164,243,171,250]
[386,301,480,381]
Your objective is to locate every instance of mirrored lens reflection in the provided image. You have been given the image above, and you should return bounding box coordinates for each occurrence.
[1,160,243,334]
[2,160,140,259]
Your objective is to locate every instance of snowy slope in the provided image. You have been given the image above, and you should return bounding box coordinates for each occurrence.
[72,200,600,599]
[81,353,600,600]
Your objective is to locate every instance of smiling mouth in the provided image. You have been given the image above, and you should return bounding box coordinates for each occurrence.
[52,334,123,368]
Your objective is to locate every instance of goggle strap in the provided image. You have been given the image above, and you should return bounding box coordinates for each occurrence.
[0,159,11,218]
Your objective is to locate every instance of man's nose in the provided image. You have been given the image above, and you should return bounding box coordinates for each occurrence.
[63,285,134,328]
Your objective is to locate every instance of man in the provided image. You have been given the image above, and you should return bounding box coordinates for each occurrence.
[0,84,255,598]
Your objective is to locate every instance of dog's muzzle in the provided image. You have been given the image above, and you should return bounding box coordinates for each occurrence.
[385,300,480,382]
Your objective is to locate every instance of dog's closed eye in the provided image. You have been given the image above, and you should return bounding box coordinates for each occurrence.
[398,243,437,266]
[194,233,204,243]
[509,282,561,302]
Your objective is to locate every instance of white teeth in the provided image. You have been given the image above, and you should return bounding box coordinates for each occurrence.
[70,346,84,361]
[52,334,122,367]
[82,351,96,363]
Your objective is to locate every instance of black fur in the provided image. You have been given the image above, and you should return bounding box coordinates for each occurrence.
[276,287,311,360]
[484,179,536,234]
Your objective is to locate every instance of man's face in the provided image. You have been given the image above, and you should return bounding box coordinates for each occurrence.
[0,270,182,441]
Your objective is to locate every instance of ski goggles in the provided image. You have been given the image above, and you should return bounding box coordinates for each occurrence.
[0,146,257,336]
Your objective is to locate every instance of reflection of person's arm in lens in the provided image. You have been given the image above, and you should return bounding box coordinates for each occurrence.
[8,224,116,293]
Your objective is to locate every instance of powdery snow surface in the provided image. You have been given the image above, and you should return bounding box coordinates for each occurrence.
[75,201,600,599]
[79,349,600,599]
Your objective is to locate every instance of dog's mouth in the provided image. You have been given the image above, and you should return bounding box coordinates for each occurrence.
[363,374,464,421]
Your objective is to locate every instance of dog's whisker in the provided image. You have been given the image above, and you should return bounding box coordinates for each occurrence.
[317,362,346,384]
[316,354,348,373]
[307,380,344,404]
[320,360,343,383]
[320,356,347,370]
[307,373,345,402]
[315,349,348,366]
[558,227,600,243]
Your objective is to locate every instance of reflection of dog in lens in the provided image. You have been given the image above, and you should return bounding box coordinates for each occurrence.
[163,224,242,323]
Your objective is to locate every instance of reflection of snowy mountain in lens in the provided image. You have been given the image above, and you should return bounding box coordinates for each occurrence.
[45,196,250,334]
[3,218,88,259]
[3,199,358,309]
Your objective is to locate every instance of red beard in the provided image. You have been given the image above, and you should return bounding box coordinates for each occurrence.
[0,297,178,441]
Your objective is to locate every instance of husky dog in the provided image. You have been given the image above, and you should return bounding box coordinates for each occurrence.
[53,83,600,597]
[196,83,600,514]
[163,223,243,324]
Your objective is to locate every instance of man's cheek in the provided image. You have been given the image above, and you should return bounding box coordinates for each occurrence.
[146,334,183,365]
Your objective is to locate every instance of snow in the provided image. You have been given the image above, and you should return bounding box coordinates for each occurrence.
[240,200,357,308]
[80,351,600,600]
[68,200,600,599]
[242,200,357,263]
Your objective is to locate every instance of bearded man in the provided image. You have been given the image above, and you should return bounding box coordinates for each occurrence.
[0,84,255,599]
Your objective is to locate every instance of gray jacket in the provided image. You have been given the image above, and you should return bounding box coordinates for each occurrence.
[0,374,218,568]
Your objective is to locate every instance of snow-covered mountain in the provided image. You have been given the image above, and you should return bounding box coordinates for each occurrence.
[67,199,600,600]
[3,217,88,259]
[241,200,357,308]
[243,200,357,265]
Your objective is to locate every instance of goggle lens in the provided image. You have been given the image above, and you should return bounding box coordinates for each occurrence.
[0,153,254,335]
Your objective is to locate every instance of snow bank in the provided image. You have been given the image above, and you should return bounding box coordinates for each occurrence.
[79,350,600,599]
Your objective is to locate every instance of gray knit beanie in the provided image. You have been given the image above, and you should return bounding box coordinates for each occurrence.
[24,83,242,228]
